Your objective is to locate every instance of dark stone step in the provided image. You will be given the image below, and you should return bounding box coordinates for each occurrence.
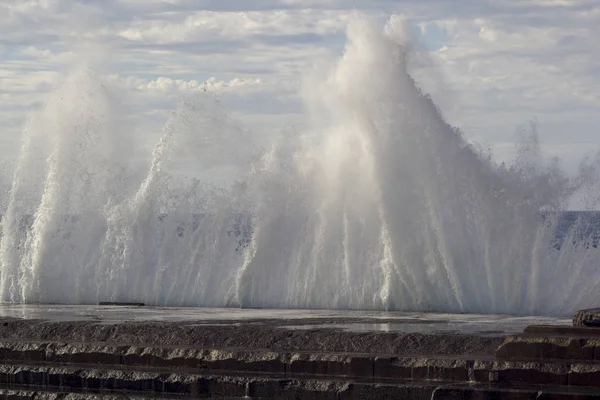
[0,364,445,399]
[0,386,186,399]
[0,364,247,397]
[432,383,600,400]
[0,340,484,382]
[574,309,600,328]
[525,325,600,337]
[496,334,600,361]
[2,339,600,388]
[0,319,503,358]
[1,351,600,392]
[3,316,600,397]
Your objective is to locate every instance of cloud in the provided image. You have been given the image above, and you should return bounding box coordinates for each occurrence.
[0,0,599,172]
[117,10,349,44]
[107,74,263,94]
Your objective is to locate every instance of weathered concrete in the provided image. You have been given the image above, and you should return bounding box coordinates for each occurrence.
[574,308,600,328]
[525,325,600,336]
[0,389,190,399]
[0,306,596,398]
[0,318,505,357]
[432,383,600,399]
[496,335,594,361]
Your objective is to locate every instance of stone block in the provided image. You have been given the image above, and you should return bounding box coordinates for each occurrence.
[207,350,285,374]
[471,360,494,382]
[248,378,290,397]
[56,348,122,366]
[524,325,600,336]
[345,382,435,400]
[574,309,600,327]
[537,392,600,400]
[491,361,569,385]
[249,379,344,400]
[374,357,469,381]
[496,335,593,361]
[288,354,371,378]
[160,374,192,393]
[432,385,538,400]
[194,376,248,397]
[569,363,600,387]
[0,343,45,363]
[59,372,84,388]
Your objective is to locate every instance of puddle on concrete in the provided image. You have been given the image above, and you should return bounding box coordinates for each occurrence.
[0,304,570,336]
[277,319,563,336]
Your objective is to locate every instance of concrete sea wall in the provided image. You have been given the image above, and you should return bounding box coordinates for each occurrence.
[0,312,597,398]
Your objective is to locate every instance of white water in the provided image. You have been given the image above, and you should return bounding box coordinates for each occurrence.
[1,16,600,316]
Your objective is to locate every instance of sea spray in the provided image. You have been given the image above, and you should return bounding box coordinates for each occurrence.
[1,15,599,316]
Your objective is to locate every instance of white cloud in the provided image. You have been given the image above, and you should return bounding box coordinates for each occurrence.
[407,9,600,156]
[118,10,349,44]
[106,74,263,94]
[0,69,59,93]
[0,0,599,172]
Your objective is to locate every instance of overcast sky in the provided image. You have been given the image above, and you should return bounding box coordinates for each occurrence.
[1,0,599,172]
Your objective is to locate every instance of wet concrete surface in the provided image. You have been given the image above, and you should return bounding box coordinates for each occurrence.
[0,305,593,399]
[0,304,570,337]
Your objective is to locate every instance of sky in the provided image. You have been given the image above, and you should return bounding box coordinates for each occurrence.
[1,0,599,173]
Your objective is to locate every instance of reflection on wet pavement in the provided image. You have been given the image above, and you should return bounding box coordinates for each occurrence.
[0,304,570,335]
